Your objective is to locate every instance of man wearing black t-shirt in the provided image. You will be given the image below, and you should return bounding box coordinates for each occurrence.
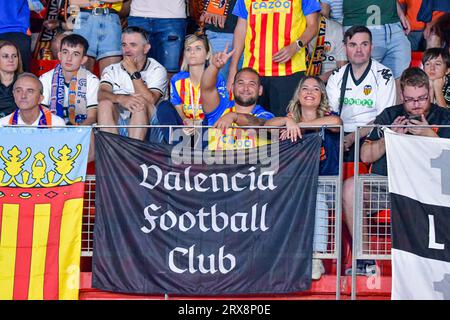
[361,68,450,175]
[342,67,450,275]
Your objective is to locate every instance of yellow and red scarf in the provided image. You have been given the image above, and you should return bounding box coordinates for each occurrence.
[306,15,327,76]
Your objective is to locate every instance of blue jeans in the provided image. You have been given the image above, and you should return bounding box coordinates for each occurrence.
[72,12,122,60]
[148,100,183,144]
[128,16,186,73]
[368,23,411,79]
[205,30,243,82]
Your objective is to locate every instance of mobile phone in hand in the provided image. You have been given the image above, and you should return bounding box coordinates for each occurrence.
[407,114,422,122]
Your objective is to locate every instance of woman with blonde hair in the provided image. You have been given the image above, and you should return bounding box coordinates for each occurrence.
[150,34,228,143]
[265,76,342,281]
[0,40,23,118]
[171,33,228,132]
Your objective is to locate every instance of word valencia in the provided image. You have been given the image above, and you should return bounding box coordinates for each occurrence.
[139,165,277,193]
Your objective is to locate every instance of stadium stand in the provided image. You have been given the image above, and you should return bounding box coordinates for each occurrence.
[6,0,449,301]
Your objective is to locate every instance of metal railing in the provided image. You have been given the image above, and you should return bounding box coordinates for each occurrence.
[77,124,345,299]
[313,177,340,259]
[8,121,450,298]
[79,176,342,259]
[356,175,391,260]
[81,175,96,257]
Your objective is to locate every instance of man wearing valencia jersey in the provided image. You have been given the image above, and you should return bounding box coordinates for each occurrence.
[326,26,396,162]
[228,0,321,117]
[201,44,274,150]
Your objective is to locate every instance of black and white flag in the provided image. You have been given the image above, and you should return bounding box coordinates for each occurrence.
[385,128,450,300]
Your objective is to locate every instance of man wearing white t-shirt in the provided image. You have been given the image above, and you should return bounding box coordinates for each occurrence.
[97,26,168,140]
[326,26,396,276]
[40,34,99,125]
[326,25,396,162]
[0,73,65,126]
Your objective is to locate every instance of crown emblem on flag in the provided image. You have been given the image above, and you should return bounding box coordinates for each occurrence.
[0,144,83,188]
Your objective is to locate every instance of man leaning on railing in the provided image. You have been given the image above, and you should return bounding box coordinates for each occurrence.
[342,67,450,275]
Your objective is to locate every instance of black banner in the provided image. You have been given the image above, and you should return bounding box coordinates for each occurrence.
[92,131,322,295]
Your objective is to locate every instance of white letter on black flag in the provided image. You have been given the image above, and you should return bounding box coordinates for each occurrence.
[385,129,450,300]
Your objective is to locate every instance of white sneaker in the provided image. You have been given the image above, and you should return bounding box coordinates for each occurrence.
[312,258,325,280]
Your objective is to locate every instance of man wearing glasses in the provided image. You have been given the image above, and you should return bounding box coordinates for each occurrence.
[342,67,450,274]
[0,73,65,126]
[361,67,450,170]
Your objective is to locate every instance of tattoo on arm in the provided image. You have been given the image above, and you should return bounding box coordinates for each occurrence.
[237,114,266,126]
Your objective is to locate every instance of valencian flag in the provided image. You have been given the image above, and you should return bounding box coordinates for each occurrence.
[385,129,450,300]
[92,131,321,295]
[0,127,91,300]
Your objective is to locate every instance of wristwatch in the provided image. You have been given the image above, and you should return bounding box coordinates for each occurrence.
[130,71,142,80]
[296,39,304,51]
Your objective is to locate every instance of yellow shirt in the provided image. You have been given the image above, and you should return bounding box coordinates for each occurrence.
[85,1,123,12]
[207,106,272,150]
[241,0,308,76]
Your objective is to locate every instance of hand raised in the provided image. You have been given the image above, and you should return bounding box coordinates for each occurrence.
[211,42,235,70]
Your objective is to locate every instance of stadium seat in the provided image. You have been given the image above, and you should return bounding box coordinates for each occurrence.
[30,58,58,76]
[410,51,424,68]
[343,162,369,180]
[373,209,390,224]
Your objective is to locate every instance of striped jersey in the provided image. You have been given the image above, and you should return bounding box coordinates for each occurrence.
[233,0,321,77]
[170,71,228,120]
[204,99,274,150]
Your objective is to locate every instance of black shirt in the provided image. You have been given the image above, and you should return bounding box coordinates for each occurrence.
[366,103,450,176]
[0,78,17,118]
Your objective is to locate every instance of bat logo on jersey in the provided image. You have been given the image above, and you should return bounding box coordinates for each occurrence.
[379,69,393,85]
[364,85,372,95]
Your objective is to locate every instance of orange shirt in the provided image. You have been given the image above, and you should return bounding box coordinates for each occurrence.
[399,0,445,31]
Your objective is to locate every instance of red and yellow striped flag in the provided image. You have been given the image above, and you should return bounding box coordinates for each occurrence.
[0,127,91,300]
[0,184,84,300]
